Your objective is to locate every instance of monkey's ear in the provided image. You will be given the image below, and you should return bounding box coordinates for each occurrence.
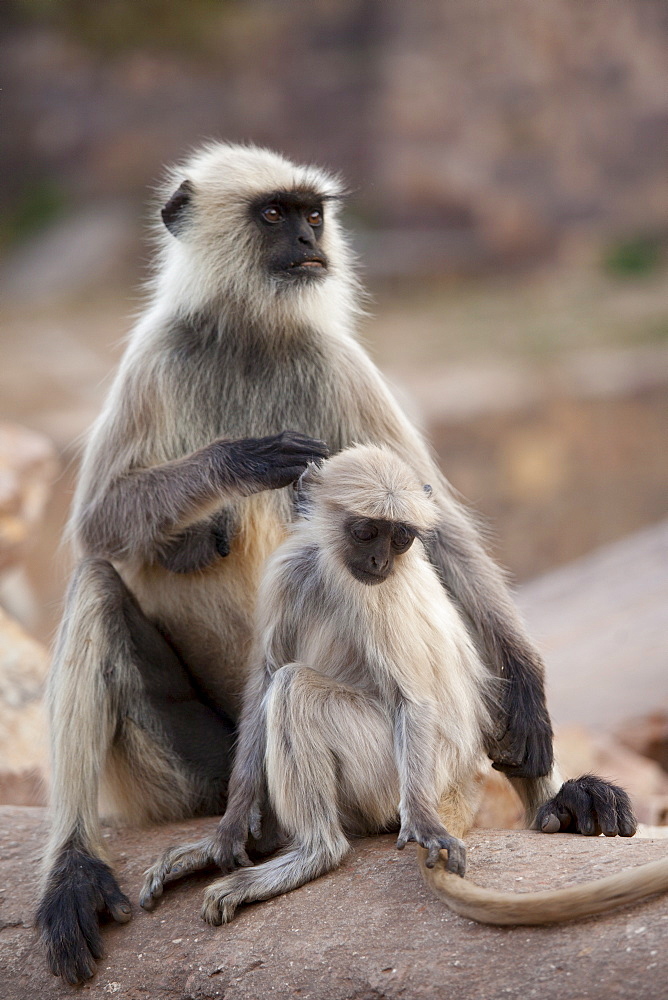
[423,484,433,498]
[161,179,194,237]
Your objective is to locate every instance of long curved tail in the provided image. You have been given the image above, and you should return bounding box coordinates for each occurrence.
[420,850,668,925]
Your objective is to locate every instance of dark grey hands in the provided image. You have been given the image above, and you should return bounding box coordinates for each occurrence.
[78,431,328,564]
[536,775,637,837]
[225,431,329,494]
[397,821,467,875]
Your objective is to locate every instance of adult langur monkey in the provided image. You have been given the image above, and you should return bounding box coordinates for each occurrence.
[38,143,639,984]
[139,446,666,927]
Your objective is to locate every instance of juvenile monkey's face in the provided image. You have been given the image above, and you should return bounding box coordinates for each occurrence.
[342,516,416,585]
[250,189,329,283]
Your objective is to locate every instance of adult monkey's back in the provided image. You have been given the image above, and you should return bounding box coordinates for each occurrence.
[37,143,632,985]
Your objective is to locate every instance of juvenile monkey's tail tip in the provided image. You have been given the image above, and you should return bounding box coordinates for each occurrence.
[419,849,668,925]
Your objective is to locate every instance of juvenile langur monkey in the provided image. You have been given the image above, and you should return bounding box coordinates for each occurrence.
[140,444,491,919]
[141,446,667,926]
[38,143,639,984]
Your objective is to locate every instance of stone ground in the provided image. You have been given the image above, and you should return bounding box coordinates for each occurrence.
[0,808,666,1000]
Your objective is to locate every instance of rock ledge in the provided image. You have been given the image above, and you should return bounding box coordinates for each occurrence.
[1,807,666,999]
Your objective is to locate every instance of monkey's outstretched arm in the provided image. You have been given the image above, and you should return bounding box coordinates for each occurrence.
[77,431,328,563]
[394,699,466,876]
[424,508,553,780]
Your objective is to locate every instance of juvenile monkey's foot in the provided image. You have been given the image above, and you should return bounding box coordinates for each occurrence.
[535,775,637,837]
[201,871,252,925]
[397,822,466,875]
[37,844,131,985]
[140,837,228,911]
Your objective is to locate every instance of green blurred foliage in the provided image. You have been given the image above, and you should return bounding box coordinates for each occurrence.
[9,0,233,54]
[0,180,67,251]
[603,235,664,279]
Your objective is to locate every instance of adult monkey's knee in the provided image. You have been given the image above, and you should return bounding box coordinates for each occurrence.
[52,556,133,680]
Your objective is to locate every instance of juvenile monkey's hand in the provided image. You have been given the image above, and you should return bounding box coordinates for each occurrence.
[223,431,329,494]
[535,775,637,837]
[210,805,262,871]
[397,820,466,876]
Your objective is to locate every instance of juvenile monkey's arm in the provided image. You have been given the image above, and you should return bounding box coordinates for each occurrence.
[139,663,273,910]
[394,699,466,876]
[77,431,327,563]
[211,666,273,868]
[215,570,305,861]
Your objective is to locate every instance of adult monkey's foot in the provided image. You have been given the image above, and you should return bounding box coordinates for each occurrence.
[37,842,131,985]
[535,775,637,837]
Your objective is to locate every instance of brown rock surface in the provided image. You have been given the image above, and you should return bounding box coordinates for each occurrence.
[0,423,58,575]
[616,712,668,776]
[0,607,49,805]
[1,807,667,999]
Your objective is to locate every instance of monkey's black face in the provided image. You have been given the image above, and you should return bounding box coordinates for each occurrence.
[343,517,416,585]
[250,190,329,283]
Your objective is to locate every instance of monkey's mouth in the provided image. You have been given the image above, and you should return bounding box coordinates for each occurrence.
[290,256,327,271]
[349,566,389,586]
[276,255,329,284]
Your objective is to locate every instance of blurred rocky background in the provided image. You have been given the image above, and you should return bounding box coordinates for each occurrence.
[0,1,666,825]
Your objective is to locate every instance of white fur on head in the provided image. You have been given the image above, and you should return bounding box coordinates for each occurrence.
[312,444,439,531]
[149,141,361,331]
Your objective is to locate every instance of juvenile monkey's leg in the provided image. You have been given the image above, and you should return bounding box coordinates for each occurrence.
[201,664,397,925]
[37,558,234,985]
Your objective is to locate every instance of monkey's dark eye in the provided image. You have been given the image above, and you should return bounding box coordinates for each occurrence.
[392,525,414,553]
[351,521,378,543]
[261,206,282,224]
[307,210,323,227]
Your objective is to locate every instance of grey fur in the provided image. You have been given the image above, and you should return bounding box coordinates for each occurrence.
[38,142,563,981]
